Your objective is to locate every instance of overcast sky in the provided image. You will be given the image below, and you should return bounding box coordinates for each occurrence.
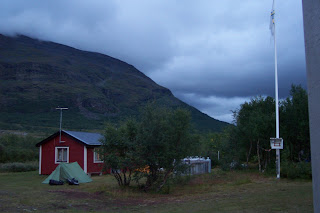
[0,0,306,123]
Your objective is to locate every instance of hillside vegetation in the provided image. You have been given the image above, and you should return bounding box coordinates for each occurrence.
[0,34,228,133]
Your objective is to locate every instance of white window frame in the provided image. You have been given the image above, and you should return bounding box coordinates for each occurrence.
[55,147,69,164]
[94,147,103,163]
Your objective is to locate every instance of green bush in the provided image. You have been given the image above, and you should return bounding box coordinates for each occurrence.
[0,162,38,172]
[281,161,312,179]
[220,160,231,171]
[0,134,38,163]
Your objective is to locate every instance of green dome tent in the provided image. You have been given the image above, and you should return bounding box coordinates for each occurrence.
[42,162,92,184]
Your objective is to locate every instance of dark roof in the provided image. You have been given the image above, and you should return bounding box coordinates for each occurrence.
[36,130,103,147]
[63,130,103,146]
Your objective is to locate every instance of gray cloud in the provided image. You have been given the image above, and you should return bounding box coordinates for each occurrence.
[0,0,306,123]
[176,92,252,123]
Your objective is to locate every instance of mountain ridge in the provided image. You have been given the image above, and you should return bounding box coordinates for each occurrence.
[0,34,229,133]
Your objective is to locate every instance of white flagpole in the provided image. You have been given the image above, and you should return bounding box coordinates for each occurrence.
[272,0,281,179]
[274,24,281,179]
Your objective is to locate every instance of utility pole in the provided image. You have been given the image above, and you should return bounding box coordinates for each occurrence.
[302,0,320,211]
[56,107,68,143]
[270,0,282,179]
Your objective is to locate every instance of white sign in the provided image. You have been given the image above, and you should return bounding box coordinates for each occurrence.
[270,138,283,149]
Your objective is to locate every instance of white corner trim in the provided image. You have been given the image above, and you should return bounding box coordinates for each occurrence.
[39,145,42,175]
[55,147,69,164]
[84,146,87,173]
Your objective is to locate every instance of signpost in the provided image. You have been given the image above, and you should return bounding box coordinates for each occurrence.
[270,137,283,178]
[270,138,283,150]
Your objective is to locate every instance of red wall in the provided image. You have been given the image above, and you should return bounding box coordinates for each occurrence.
[87,147,104,174]
[40,133,104,175]
[41,137,57,175]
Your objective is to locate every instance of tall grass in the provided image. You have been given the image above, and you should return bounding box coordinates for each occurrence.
[0,161,38,172]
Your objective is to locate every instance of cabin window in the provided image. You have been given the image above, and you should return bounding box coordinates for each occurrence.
[55,147,69,164]
[94,148,103,163]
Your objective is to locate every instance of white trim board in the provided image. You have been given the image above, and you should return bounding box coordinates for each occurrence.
[84,146,87,173]
[39,145,42,175]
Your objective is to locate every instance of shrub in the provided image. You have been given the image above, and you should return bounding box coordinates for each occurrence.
[0,162,38,172]
[101,105,199,191]
[281,161,312,179]
[220,159,233,171]
[0,134,38,163]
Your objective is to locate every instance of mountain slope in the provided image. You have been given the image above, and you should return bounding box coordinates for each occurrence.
[0,34,229,133]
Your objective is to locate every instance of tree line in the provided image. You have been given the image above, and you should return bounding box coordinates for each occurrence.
[199,84,311,178]
[0,84,310,184]
[101,84,311,190]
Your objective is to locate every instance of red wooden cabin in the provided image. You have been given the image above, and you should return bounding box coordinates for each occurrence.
[36,130,105,175]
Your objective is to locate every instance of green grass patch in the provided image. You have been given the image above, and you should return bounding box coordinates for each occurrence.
[231,177,252,186]
[0,169,313,213]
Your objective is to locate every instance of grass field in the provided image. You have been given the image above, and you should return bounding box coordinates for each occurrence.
[0,169,313,213]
